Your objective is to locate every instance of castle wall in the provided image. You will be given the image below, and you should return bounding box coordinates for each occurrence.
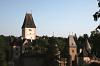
[20,56,46,66]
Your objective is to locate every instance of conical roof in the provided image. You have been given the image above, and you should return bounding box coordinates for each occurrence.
[85,39,91,53]
[78,39,92,57]
[22,13,36,28]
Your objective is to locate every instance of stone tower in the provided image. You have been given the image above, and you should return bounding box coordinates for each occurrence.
[22,13,36,40]
[67,35,77,66]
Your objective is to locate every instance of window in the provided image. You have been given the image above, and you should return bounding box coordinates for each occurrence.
[72,43,73,45]
[16,47,18,50]
[16,53,18,55]
[29,29,32,31]
[72,50,74,53]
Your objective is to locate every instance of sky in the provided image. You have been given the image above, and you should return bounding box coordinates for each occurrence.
[0,0,100,37]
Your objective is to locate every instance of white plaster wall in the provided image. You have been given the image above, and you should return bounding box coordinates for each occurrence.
[22,28,36,40]
[69,48,77,61]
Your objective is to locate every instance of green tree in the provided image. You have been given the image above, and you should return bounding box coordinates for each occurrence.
[90,30,100,57]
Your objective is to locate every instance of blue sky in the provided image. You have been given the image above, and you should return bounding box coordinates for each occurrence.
[0,0,99,37]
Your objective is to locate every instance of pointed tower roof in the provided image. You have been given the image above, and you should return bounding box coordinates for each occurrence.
[85,39,91,52]
[79,39,92,57]
[68,35,77,47]
[22,13,36,28]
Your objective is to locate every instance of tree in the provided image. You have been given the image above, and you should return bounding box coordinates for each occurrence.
[91,0,100,58]
[90,30,100,57]
[0,35,16,66]
[93,0,100,21]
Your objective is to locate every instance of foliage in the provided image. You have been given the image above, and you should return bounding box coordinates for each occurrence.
[0,33,100,66]
[89,62,100,66]
[90,30,100,57]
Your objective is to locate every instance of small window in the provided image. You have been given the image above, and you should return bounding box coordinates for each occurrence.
[72,43,73,45]
[16,47,18,50]
[16,53,18,55]
[29,29,32,31]
[72,50,74,53]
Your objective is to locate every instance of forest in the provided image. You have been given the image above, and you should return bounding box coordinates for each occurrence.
[0,29,100,66]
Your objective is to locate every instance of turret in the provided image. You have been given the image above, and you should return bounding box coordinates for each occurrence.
[67,35,78,66]
[22,13,36,40]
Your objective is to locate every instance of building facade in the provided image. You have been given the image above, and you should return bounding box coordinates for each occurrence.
[67,35,78,66]
[22,13,36,40]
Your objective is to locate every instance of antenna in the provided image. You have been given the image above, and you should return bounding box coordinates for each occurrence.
[53,32,54,37]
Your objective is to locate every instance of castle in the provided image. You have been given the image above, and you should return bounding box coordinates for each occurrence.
[8,13,93,66]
